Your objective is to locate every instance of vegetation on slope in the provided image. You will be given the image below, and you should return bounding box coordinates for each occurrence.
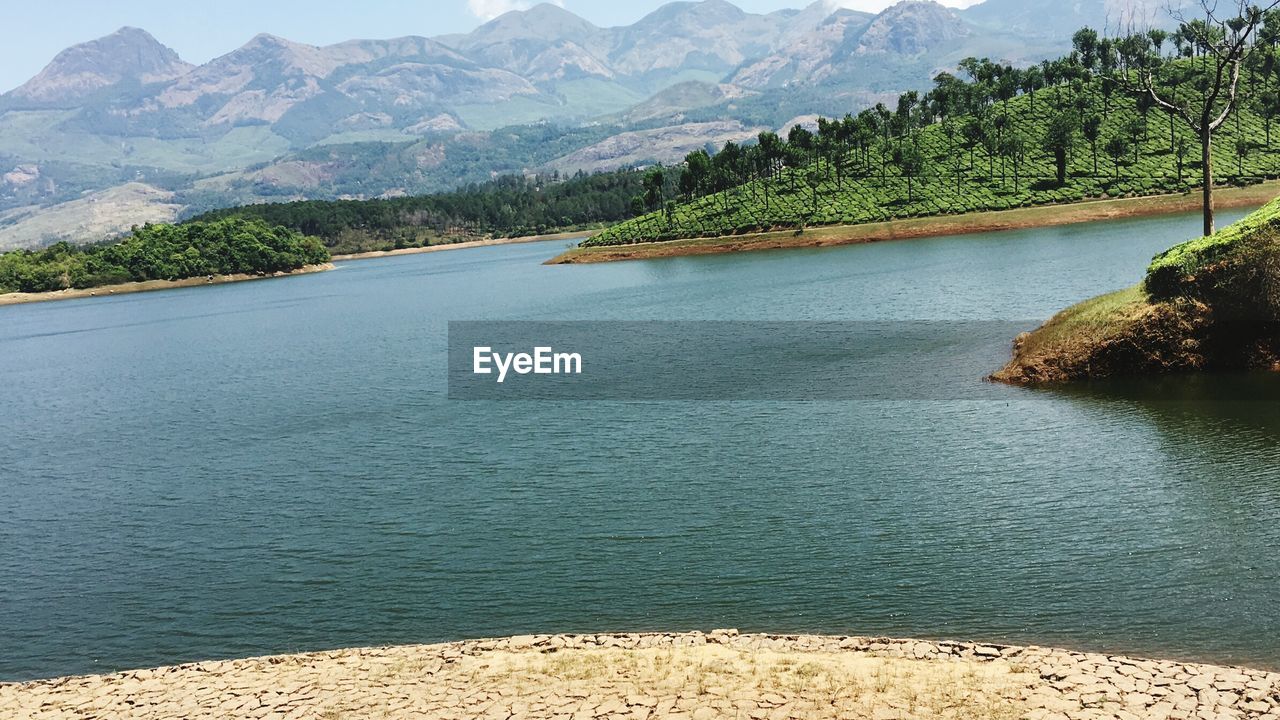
[586,14,1280,248]
[192,169,670,255]
[0,218,328,294]
[994,196,1280,383]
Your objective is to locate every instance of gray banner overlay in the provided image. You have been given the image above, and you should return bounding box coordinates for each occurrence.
[448,321,1036,400]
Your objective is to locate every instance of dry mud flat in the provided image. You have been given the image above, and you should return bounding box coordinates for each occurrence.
[2,632,1278,720]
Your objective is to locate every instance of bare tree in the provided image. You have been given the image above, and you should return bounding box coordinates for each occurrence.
[1107,0,1279,235]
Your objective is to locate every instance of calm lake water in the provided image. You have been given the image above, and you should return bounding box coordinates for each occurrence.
[2,209,1279,681]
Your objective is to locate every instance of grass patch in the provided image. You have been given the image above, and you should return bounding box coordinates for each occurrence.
[1018,285,1151,358]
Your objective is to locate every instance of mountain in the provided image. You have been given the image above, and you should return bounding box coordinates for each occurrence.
[604,0,781,82]
[6,27,192,107]
[853,0,969,56]
[127,33,537,139]
[0,0,1104,249]
[729,9,874,89]
[442,4,611,81]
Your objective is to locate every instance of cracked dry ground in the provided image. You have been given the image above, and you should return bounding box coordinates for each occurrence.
[2,632,1279,720]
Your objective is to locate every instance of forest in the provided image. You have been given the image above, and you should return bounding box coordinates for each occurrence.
[587,8,1280,247]
[0,218,329,294]
[193,169,669,254]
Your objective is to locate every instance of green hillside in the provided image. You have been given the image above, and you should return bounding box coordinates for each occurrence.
[586,58,1280,247]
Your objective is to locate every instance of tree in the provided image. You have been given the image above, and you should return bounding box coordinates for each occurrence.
[756,131,783,210]
[1074,28,1101,71]
[961,116,984,170]
[1002,133,1029,191]
[1255,87,1280,144]
[893,144,925,201]
[788,124,815,154]
[1236,137,1252,174]
[642,167,665,213]
[1107,0,1280,234]
[805,170,821,218]
[1082,113,1103,174]
[679,150,710,201]
[992,112,1010,181]
[1175,137,1191,182]
[947,121,967,191]
[1105,134,1131,178]
[1125,115,1147,162]
[1043,111,1077,184]
[980,117,999,178]
[781,143,806,192]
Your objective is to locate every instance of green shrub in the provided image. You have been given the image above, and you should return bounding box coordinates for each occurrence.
[1146,195,1280,300]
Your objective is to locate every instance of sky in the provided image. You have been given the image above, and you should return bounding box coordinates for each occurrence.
[1,0,983,93]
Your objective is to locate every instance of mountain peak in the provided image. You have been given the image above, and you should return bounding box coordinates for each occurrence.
[855,0,968,56]
[243,33,313,51]
[6,27,192,106]
[467,3,600,45]
[635,0,748,27]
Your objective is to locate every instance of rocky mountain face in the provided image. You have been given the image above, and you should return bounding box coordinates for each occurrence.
[7,27,193,106]
[0,0,1094,249]
[854,1,970,56]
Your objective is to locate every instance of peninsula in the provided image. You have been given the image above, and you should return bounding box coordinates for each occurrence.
[994,194,1280,383]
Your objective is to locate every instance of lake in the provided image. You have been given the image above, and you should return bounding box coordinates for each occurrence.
[1,208,1278,681]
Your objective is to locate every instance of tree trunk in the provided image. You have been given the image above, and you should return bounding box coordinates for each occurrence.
[1055,148,1067,185]
[1201,127,1214,236]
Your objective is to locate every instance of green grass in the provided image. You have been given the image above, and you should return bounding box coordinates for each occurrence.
[588,81,1280,248]
[1023,285,1150,354]
[550,78,647,119]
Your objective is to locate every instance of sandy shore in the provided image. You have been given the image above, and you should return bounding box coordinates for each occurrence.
[0,263,336,307]
[547,182,1280,264]
[331,230,590,262]
[3,632,1277,720]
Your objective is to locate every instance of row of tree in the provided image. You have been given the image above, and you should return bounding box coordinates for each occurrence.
[195,169,671,253]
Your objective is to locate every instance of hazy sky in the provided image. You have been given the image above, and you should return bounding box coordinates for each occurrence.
[2,0,983,93]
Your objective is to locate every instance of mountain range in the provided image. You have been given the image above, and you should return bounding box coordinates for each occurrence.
[0,0,1178,249]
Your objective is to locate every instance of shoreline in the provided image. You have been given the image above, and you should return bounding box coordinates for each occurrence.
[0,230,588,308]
[547,182,1280,264]
[0,263,336,307]
[330,230,590,262]
[3,632,1277,719]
